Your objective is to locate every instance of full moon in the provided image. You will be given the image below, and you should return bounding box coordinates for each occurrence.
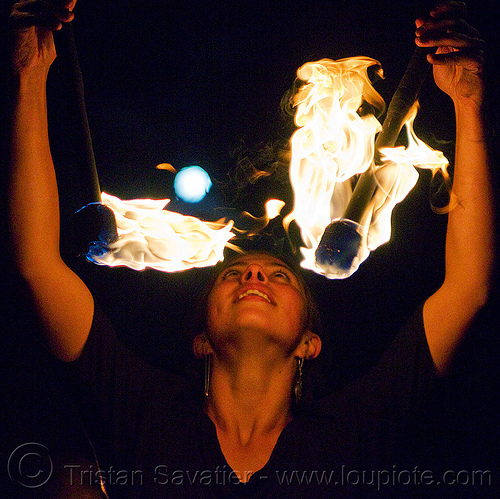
[173,166,212,203]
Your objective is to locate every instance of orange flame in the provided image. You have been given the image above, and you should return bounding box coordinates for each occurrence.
[287,58,449,278]
[93,193,234,271]
[238,199,286,236]
[87,57,448,278]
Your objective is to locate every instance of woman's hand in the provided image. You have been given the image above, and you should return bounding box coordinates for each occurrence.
[9,0,76,75]
[415,1,485,108]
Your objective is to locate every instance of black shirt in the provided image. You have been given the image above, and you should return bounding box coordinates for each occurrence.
[67,304,435,498]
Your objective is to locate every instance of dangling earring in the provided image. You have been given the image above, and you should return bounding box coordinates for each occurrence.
[294,357,304,404]
[204,354,212,398]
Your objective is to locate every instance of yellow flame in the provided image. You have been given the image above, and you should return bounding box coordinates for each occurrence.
[265,199,286,219]
[87,57,448,278]
[93,193,234,271]
[288,58,448,278]
[238,199,286,236]
[156,163,177,173]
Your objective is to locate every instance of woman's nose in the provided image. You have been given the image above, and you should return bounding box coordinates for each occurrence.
[241,265,268,283]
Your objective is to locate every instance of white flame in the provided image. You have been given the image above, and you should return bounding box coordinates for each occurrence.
[288,58,448,278]
[86,193,288,272]
[90,192,234,272]
[239,199,286,235]
[265,199,286,219]
[86,57,447,279]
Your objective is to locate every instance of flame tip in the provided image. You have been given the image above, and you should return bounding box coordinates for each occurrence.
[156,163,177,173]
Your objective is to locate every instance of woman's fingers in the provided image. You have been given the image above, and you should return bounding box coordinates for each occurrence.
[10,0,74,31]
[427,48,484,74]
[416,18,481,41]
[416,30,485,51]
[415,3,485,69]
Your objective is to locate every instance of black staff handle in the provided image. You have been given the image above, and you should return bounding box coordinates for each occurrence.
[53,24,117,257]
[53,22,101,204]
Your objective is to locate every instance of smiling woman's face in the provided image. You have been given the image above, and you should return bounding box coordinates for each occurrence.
[205,253,309,354]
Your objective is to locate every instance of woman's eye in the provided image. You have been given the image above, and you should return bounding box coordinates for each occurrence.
[273,270,291,281]
[221,269,240,279]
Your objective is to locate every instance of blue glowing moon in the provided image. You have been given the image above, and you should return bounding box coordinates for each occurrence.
[173,166,212,203]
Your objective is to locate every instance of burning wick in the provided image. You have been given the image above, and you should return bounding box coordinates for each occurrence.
[315,47,431,273]
[315,219,361,271]
[288,56,448,279]
[82,193,234,272]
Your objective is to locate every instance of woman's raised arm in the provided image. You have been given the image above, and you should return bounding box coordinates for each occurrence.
[417,2,495,374]
[8,0,94,361]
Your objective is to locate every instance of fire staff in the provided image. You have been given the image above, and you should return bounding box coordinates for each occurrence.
[6,1,494,497]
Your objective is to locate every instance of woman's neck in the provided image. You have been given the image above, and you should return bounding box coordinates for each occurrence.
[206,350,295,445]
[205,351,296,482]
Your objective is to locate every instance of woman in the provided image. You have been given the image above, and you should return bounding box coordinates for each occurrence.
[7,0,494,497]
